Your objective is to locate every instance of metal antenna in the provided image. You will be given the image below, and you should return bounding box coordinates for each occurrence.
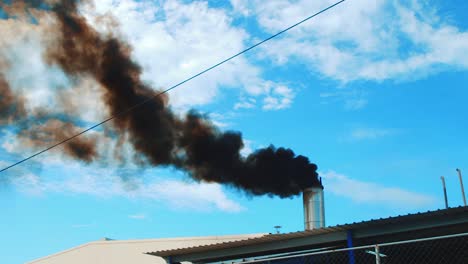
[441,176,449,209]
[456,169,467,206]
[274,226,282,234]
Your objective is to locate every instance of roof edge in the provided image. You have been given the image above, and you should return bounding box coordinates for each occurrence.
[27,233,267,263]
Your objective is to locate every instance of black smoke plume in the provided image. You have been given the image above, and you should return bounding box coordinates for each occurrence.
[1,0,321,197]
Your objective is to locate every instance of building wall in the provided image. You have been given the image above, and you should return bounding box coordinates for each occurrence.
[28,234,265,264]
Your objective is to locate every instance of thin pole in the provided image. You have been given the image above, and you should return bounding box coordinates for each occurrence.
[374,245,381,264]
[441,176,449,209]
[456,169,467,206]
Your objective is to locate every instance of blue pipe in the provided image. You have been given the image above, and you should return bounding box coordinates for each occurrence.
[347,230,356,264]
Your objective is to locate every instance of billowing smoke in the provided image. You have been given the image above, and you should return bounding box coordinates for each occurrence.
[17,119,98,162]
[0,0,321,197]
[0,72,25,124]
[0,54,25,124]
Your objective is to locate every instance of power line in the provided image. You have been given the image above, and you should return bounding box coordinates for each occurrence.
[0,0,346,173]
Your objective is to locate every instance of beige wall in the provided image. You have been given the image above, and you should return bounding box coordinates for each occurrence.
[28,234,265,264]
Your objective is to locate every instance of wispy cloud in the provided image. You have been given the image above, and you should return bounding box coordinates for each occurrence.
[0,160,7,169]
[71,223,96,228]
[350,128,396,140]
[234,97,256,110]
[208,112,234,128]
[10,169,245,213]
[321,170,435,209]
[319,89,368,111]
[344,98,368,111]
[128,214,146,220]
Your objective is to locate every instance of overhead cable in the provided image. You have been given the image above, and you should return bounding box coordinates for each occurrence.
[0,0,346,173]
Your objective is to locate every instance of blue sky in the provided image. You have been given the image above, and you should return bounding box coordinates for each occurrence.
[1,0,468,263]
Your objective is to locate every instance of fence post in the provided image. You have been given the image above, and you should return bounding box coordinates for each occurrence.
[346,230,356,264]
[375,245,381,264]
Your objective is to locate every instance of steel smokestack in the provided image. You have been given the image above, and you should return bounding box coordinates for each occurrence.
[303,178,325,230]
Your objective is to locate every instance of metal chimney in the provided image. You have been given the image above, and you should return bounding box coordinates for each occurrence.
[303,185,325,230]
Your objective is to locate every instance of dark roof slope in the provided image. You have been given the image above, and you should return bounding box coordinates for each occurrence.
[148,206,468,262]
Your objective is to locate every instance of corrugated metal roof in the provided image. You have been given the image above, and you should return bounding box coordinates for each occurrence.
[148,206,468,257]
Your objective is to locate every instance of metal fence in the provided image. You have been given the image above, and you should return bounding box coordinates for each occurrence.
[232,232,468,264]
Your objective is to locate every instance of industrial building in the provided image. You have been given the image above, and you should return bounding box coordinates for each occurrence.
[29,187,468,263]
[150,206,468,264]
[26,234,265,264]
[150,187,468,264]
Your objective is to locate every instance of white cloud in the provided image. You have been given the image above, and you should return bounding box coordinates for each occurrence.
[81,0,291,110]
[207,112,235,128]
[55,78,108,123]
[0,14,109,124]
[128,214,146,220]
[233,81,294,111]
[10,173,45,195]
[146,179,245,212]
[321,170,435,208]
[262,83,294,110]
[344,98,367,110]
[319,88,368,110]
[0,16,71,115]
[230,0,252,16]
[10,169,244,213]
[240,139,254,157]
[350,128,395,140]
[235,0,468,82]
[71,223,96,228]
[234,97,256,110]
[2,124,245,215]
